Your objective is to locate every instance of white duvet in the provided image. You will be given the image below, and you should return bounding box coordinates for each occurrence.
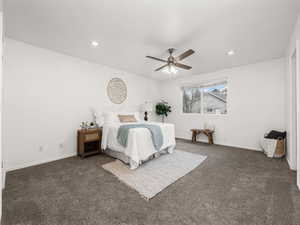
[101,122,176,165]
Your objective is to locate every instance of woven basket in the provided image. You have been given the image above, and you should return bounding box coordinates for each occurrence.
[274,139,285,158]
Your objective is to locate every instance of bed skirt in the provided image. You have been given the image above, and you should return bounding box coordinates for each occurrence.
[103,145,175,169]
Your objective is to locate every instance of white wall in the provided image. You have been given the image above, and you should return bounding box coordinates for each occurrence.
[286,14,300,188]
[160,58,285,151]
[1,38,289,181]
[3,39,160,171]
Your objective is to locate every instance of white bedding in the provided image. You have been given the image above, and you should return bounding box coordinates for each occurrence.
[101,122,176,166]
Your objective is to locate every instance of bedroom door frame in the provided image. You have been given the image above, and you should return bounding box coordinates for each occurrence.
[297,40,300,189]
[289,39,300,189]
[0,10,3,220]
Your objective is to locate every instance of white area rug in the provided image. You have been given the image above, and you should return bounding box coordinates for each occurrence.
[102,150,207,200]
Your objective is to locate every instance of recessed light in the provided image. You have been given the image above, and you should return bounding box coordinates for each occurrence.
[91,41,99,47]
[227,50,235,56]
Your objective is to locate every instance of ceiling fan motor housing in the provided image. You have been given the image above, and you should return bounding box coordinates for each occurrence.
[146,48,194,72]
[168,55,175,64]
[168,48,176,55]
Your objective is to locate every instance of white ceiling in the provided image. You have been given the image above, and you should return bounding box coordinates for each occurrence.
[4,0,300,80]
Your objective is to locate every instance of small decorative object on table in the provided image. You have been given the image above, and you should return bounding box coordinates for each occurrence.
[89,122,98,129]
[80,121,98,130]
[155,100,172,123]
[191,129,214,144]
[141,101,153,121]
[80,122,89,129]
[77,127,102,158]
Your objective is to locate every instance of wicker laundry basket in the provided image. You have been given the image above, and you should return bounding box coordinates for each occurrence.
[260,137,286,158]
[274,138,286,158]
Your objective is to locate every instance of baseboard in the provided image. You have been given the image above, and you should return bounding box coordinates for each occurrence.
[286,157,297,171]
[2,138,277,171]
[220,142,261,151]
[5,152,77,172]
[176,137,261,152]
[2,169,6,190]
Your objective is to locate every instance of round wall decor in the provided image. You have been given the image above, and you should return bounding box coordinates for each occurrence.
[107,78,127,104]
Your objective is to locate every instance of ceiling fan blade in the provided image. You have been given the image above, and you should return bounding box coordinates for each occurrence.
[174,63,192,70]
[146,56,168,63]
[176,49,195,61]
[155,64,169,71]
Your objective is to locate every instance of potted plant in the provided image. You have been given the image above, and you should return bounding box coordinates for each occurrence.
[155,100,172,123]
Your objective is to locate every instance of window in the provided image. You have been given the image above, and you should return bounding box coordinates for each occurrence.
[182,81,227,114]
[182,87,202,113]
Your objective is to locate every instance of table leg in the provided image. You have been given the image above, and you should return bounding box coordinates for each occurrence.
[192,131,196,143]
[208,133,214,144]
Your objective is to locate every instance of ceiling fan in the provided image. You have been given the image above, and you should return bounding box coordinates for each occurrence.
[146,48,195,74]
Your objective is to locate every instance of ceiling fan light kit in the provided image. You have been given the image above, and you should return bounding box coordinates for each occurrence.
[162,65,178,74]
[146,48,195,74]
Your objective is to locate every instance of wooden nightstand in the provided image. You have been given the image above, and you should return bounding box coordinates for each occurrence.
[77,127,102,158]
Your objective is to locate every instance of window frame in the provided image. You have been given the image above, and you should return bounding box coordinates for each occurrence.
[181,79,228,116]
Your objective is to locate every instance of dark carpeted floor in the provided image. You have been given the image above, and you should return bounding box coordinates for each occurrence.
[2,140,300,225]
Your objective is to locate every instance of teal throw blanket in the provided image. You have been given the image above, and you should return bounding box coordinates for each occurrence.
[117,124,163,150]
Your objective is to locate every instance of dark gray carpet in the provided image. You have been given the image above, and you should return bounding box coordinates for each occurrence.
[2,140,300,225]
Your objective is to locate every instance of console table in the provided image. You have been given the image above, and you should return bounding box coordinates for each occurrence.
[191,129,214,144]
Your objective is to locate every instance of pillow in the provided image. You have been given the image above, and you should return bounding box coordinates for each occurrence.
[119,112,140,122]
[118,114,137,122]
[103,112,140,123]
[103,112,117,124]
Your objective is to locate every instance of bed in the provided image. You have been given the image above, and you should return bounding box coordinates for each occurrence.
[101,112,176,169]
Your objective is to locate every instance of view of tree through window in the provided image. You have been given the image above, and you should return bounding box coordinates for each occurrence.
[182,81,227,114]
[182,87,202,113]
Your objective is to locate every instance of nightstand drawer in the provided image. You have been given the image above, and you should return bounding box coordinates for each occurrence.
[84,133,100,142]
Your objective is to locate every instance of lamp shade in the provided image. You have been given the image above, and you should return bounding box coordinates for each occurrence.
[141,101,153,112]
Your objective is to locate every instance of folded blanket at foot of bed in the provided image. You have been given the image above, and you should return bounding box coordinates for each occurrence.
[117,124,163,150]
